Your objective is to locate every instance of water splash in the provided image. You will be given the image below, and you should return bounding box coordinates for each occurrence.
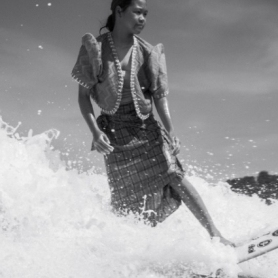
[0,116,277,278]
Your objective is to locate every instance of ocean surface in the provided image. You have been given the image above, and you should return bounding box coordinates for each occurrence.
[0,116,278,278]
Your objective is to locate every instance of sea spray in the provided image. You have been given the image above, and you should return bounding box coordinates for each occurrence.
[0,116,277,278]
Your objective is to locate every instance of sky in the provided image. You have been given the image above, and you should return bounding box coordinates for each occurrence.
[1,0,278,181]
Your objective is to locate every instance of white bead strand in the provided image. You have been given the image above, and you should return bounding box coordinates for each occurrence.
[107,33,149,120]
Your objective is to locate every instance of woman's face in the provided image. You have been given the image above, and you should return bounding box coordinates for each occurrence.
[119,0,148,35]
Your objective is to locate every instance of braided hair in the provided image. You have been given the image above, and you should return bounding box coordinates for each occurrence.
[100,0,133,34]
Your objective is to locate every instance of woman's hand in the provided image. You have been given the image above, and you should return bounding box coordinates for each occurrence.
[154,97,181,156]
[93,130,114,155]
[170,135,181,156]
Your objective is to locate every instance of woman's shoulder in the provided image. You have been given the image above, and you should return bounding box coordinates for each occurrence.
[96,32,109,43]
[80,32,108,45]
[135,36,155,54]
[135,36,165,57]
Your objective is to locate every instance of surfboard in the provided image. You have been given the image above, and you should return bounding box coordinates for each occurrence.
[191,269,223,278]
[192,269,260,278]
[192,227,278,277]
[236,226,278,263]
[192,270,259,277]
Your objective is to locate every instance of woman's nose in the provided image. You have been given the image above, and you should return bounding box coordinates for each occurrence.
[139,15,146,23]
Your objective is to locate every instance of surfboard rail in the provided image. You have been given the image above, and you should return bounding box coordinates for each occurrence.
[236,227,278,263]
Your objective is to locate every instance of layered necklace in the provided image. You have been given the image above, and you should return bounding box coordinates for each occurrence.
[107,32,149,120]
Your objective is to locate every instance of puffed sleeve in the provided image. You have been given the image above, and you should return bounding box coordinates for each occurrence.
[147,43,169,99]
[71,33,102,89]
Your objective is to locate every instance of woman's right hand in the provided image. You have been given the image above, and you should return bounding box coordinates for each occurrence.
[93,130,114,155]
[170,135,181,156]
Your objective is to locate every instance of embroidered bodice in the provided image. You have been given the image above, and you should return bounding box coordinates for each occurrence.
[71,32,169,120]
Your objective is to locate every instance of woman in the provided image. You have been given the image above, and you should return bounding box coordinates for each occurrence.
[72,0,233,245]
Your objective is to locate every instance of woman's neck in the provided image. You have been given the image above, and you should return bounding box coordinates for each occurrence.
[111,28,134,48]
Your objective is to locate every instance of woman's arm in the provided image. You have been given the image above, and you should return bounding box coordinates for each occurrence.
[154,96,180,155]
[78,85,114,154]
[154,97,173,135]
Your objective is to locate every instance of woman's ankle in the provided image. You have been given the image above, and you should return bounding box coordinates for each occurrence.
[209,227,222,238]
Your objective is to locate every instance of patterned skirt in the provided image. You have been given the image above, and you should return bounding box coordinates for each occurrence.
[96,102,185,226]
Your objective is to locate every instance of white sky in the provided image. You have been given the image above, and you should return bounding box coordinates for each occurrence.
[1,0,278,181]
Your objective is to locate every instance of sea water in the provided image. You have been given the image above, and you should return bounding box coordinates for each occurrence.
[0,116,278,278]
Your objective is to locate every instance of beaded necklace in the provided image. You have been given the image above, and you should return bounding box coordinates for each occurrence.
[107,32,149,120]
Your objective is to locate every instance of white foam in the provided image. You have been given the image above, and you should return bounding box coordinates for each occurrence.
[0,116,277,278]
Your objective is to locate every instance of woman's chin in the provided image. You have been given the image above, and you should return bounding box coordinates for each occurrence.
[133,29,143,35]
[133,26,144,35]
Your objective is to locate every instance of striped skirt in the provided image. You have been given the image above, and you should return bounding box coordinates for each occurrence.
[96,102,185,226]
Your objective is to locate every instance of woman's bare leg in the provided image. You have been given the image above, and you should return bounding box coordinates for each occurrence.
[171,177,233,246]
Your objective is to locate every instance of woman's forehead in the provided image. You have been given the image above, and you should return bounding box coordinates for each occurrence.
[131,0,148,9]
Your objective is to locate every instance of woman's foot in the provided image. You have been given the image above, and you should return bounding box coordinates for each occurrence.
[213,236,235,247]
[210,228,235,247]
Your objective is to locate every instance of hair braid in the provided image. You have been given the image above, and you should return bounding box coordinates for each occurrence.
[100,0,133,34]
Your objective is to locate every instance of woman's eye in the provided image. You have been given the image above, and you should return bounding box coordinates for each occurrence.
[134,10,147,17]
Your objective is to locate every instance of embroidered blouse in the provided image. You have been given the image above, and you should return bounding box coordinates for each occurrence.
[71,32,169,120]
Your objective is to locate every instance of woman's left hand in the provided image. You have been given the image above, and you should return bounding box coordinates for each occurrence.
[171,135,181,156]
